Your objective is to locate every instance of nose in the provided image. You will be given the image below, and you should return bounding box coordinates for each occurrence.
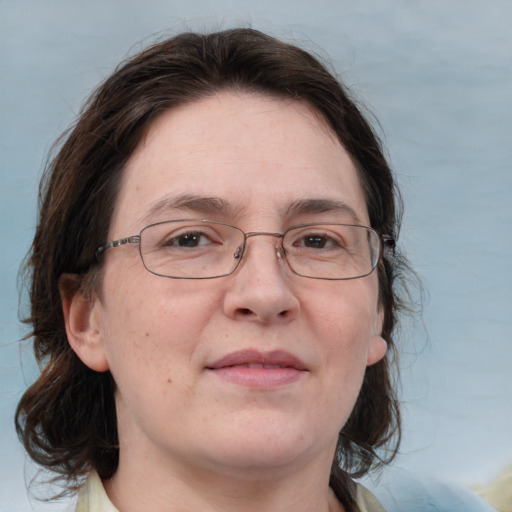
[222,234,300,324]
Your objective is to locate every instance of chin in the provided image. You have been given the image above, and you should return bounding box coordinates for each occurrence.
[199,424,335,478]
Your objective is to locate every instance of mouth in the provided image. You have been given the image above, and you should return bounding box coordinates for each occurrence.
[206,349,308,388]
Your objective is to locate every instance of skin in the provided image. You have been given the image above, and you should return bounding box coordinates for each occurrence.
[62,92,387,512]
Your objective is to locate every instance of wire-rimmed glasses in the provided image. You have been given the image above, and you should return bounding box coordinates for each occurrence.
[96,219,393,280]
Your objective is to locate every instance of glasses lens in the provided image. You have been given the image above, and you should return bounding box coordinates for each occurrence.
[283,224,380,279]
[140,221,244,278]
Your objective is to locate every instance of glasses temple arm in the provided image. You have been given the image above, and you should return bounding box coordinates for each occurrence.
[95,235,140,258]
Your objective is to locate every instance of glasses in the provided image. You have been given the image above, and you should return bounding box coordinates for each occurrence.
[96,219,393,280]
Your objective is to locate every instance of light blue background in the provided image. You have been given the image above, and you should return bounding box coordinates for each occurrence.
[1,1,511,510]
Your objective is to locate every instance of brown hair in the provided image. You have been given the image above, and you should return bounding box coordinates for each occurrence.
[16,28,408,508]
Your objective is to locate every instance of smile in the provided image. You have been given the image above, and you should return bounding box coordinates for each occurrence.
[241,363,287,369]
[206,349,309,388]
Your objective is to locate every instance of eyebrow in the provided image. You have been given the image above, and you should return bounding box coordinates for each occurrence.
[140,194,364,225]
[285,198,365,225]
[140,194,240,224]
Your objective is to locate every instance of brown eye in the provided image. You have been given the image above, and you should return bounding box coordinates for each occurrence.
[174,232,205,247]
[294,232,342,250]
[161,230,218,249]
[302,235,330,249]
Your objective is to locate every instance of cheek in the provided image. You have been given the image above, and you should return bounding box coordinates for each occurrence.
[308,280,380,370]
[99,274,220,375]
[100,298,196,420]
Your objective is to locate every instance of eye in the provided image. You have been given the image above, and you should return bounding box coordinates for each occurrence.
[293,231,344,250]
[299,234,336,249]
[163,229,218,248]
[174,232,207,247]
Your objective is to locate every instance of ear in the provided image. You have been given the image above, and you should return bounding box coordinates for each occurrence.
[59,273,110,372]
[367,309,387,366]
[367,335,388,366]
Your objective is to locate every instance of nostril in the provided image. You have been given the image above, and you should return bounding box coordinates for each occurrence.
[235,307,291,321]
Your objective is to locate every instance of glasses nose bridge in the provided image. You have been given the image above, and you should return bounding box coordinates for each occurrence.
[239,230,286,261]
[244,230,283,240]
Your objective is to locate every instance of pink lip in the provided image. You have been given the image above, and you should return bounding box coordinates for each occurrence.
[206,349,308,388]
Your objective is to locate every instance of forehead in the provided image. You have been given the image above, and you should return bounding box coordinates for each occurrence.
[110,92,369,233]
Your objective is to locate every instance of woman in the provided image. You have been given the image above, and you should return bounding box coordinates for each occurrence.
[16,28,408,512]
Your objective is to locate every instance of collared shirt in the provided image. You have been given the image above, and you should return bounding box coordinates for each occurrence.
[76,471,386,512]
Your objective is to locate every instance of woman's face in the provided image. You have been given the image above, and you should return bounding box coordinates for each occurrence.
[74,92,387,480]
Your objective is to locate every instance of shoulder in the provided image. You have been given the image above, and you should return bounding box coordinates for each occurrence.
[473,465,512,511]
[75,472,119,512]
[361,469,498,512]
[356,484,387,512]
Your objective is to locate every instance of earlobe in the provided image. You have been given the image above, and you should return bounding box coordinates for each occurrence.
[59,273,110,372]
[366,307,387,366]
[367,335,388,366]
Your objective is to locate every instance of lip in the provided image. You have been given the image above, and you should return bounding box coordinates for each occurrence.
[206,349,308,388]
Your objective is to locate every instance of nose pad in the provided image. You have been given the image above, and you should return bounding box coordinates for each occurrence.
[223,237,299,323]
[232,234,285,264]
[233,239,285,269]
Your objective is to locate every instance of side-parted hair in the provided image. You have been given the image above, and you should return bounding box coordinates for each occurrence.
[15,28,409,509]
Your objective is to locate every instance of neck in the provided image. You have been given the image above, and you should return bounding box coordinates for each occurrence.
[103,449,345,512]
